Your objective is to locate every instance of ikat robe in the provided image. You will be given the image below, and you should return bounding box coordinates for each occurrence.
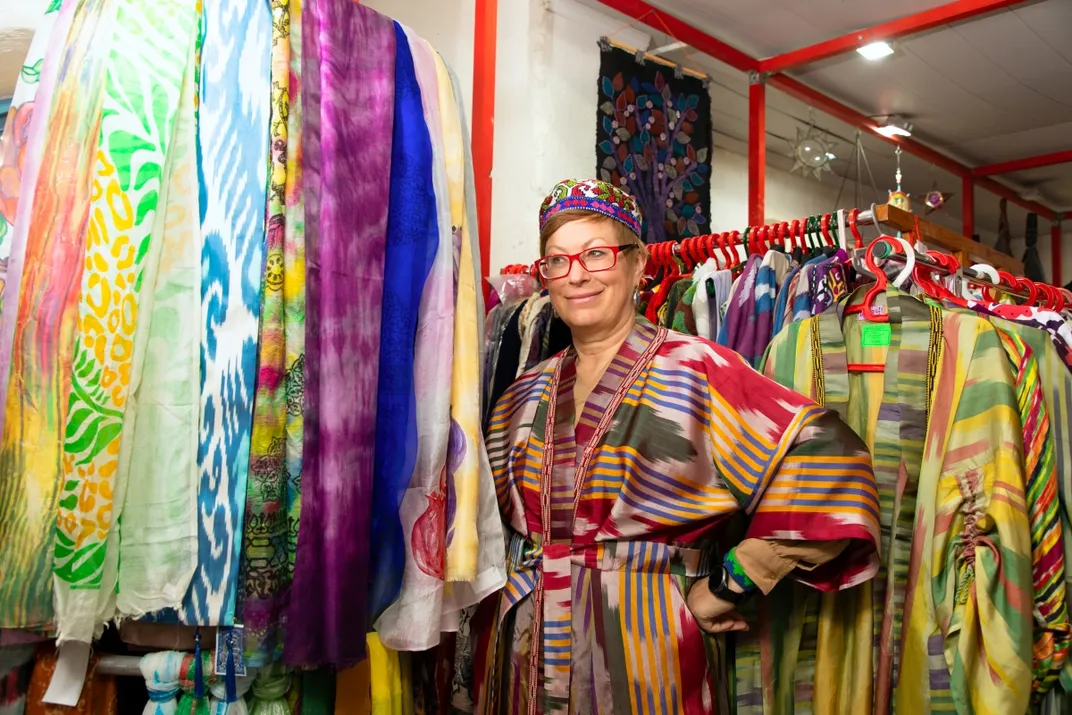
[746,287,1034,715]
[474,318,881,715]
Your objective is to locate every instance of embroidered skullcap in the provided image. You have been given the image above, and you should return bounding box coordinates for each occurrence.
[539,178,643,239]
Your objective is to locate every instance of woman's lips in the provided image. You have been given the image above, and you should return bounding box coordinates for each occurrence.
[566,293,601,304]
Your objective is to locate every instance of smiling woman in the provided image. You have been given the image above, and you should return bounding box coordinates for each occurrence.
[470,177,882,714]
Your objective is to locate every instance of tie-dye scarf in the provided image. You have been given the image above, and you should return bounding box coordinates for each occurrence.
[366,21,439,623]
[164,0,271,626]
[0,0,63,315]
[237,0,295,665]
[285,0,394,668]
[115,20,201,621]
[0,0,115,628]
[51,0,201,645]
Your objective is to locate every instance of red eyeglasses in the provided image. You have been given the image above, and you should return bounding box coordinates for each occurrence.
[537,244,638,280]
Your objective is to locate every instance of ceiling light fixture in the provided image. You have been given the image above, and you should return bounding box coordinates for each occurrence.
[857,41,894,60]
[875,115,912,138]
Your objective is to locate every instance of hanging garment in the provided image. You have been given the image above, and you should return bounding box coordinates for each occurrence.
[51,0,201,645]
[237,0,295,666]
[995,328,1068,699]
[372,28,454,652]
[116,23,200,623]
[716,253,759,355]
[0,0,116,629]
[26,651,118,715]
[0,645,34,715]
[747,288,1033,715]
[367,21,439,623]
[286,0,394,668]
[441,59,504,628]
[145,0,271,629]
[0,0,62,313]
[247,663,293,715]
[281,0,307,661]
[433,50,484,584]
[473,319,880,715]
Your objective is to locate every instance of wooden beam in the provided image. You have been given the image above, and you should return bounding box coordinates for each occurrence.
[874,203,1024,274]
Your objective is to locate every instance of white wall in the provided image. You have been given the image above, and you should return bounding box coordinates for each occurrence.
[363,0,475,120]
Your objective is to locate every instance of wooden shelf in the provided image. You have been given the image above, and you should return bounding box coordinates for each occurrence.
[874,203,1025,275]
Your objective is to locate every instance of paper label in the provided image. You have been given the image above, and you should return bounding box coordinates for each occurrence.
[42,641,91,706]
[860,323,892,347]
[214,626,247,677]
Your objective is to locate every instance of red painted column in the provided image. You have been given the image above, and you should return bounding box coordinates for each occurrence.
[962,175,974,238]
[1053,220,1063,286]
[473,0,497,278]
[748,74,766,228]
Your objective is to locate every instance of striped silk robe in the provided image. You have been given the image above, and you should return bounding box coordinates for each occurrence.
[473,318,881,715]
[746,287,1034,715]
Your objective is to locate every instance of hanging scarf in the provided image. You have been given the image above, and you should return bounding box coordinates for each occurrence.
[140,651,186,715]
[300,670,336,715]
[0,0,116,629]
[166,0,270,627]
[432,51,482,583]
[51,0,201,645]
[285,0,394,668]
[115,11,201,621]
[282,0,307,642]
[372,29,454,651]
[0,0,63,314]
[247,663,292,715]
[367,20,439,623]
[238,0,294,665]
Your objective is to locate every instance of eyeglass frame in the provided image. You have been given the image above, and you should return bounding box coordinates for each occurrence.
[536,243,640,280]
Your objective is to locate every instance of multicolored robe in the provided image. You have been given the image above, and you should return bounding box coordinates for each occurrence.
[751,287,1033,715]
[474,318,881,715]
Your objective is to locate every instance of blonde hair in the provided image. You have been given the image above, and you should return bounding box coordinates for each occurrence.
[539,210,647,265]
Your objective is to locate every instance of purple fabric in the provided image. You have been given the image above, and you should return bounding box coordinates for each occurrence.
[284,0,395,668]
[715,254,761,356]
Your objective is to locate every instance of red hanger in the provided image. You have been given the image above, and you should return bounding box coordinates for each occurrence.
[820,214,834,247]
[847,209,863,249]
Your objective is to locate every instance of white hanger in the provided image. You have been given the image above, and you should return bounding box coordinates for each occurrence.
[970,263,999,284]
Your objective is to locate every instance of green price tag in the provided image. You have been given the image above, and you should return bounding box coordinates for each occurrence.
[860,323,892,347]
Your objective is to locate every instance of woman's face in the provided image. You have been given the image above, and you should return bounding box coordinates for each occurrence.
[543,217,645,335]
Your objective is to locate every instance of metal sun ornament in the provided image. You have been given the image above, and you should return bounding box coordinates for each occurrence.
[790,110,837,180]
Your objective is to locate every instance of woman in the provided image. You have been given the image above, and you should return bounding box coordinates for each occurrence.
[473,179,881,714]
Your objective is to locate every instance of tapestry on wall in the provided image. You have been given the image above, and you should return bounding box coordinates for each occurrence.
[596,41,711,245]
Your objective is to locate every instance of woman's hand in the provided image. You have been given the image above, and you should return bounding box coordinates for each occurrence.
[686,578,749,634]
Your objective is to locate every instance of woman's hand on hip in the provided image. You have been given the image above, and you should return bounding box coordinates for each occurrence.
[686,579,749,634]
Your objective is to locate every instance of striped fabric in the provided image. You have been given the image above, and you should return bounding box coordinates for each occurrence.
[756,287,1034,715]
[996,328,1069,700]
[473,318,880,715]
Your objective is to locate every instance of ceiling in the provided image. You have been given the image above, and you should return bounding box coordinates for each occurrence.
[633,0,1072,218]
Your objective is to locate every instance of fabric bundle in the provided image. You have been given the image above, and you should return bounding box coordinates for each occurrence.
[140,651,185,715]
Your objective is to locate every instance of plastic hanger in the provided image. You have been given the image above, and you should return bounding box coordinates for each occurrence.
[847,208,864,249]
[887,236,917,288]
[820,214,834,247]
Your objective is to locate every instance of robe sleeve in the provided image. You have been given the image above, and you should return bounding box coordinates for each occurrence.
[706,347,881,591]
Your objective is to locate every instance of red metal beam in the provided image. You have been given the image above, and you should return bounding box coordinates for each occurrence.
[766,74,1057,221]
[473,0,497,278]
[962,176,974,238]
[1053,221,1063,286]
[974,149,1072,176]
[748,80,766,227]
[594,0,758,73]
[759,0,1028,74]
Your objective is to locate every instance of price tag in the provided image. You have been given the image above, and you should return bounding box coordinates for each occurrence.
[860,323,892,347]
[214,626,247,677]
[42,641,90,706]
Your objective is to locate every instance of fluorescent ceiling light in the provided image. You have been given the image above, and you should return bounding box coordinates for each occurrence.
[875,115,912,138]
[857,41,894,60]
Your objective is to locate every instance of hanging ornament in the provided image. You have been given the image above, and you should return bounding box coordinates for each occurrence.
[923,165,953,214]
[790,108,837,180]
[888,145,910,212]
